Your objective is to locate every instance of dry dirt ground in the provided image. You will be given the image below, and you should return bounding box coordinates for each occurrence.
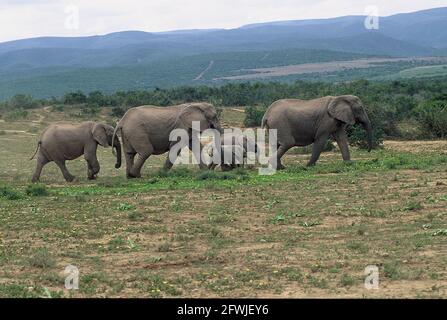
[0,107,446,298]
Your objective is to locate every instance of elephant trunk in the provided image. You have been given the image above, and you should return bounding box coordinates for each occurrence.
[360,117,373,152]
[113,139,122,169]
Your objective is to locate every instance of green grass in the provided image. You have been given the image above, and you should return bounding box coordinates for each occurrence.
[0,114,446,297]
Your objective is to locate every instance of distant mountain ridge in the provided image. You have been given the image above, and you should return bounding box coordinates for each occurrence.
[0,7,446,100]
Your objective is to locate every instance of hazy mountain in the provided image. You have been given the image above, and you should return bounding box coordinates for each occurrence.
[0,7,446,100]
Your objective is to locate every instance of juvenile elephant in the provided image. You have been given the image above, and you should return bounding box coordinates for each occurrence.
[30,122,121,182]
[207,133,259,171]
[262,95,372,169]
[113,103,221,178]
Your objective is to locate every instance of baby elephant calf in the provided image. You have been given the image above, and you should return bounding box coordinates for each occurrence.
[208,133,259,171]
[30,121,121,182]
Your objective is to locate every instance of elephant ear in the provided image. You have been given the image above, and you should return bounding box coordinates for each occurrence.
[177,105,208,132]
[328,96,355,125]
[92,123,109,147]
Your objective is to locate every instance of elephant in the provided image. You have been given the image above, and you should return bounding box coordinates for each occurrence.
[261,95,372,169]
[207,132,259,171]
[112,102,222,178]
[30,121,121,182]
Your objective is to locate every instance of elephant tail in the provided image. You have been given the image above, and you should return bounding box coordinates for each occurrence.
[261,115,269,129]
[111,124,121,156]
[29,141,41,160]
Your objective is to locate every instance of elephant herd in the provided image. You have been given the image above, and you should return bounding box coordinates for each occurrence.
[30,95,372,182]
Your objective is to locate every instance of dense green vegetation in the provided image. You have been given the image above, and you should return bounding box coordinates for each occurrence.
[1,77,447,146]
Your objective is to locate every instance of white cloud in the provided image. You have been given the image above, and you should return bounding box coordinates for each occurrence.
[0,0,445,42]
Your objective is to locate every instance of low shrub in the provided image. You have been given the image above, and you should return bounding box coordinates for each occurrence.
[0,185,23,200]
[25,184,49,197]
[413,97,447,138]
[244,106,266,127]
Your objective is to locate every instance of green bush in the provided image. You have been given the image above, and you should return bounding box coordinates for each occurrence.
[6,94,41,110]
[413,97,447,138]
[0,186,23,200]
[5,110,28,121]
[347,124,383,150]
[27,248,56,269]
[110,106,126,117]
[64,90,87,104]
[50,104,65,112]
[244,106,266,127]
[80,104,100,116]
[25,184,49,197]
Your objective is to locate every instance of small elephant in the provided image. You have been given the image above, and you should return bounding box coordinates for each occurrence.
[30,121,121,182]
[207,133,259,171]
[262,95,372,169]
[113,102,221,178]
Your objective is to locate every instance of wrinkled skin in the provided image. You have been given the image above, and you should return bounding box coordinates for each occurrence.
[31,122,121,182]
[262,95,372,169]
[113,103,222,178]
[208,133,259,171]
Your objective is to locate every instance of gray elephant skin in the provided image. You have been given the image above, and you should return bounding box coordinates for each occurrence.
[208,132,259,171]
[113,102,221,178]
[31,121,122,182]
[262,95,372,169]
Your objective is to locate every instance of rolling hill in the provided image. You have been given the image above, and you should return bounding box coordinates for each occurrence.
[1,7,447,100]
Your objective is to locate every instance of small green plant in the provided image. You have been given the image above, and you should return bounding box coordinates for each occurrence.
[403,201,422,211]
[340,274,355,287]
[118,202,134,211]
[195,171,237,181]
[300,221,321,228]
[108,237,127,251]
[157,242,172,252]
[128,211,144,221]
[28,248,56,269]
[25,184,49,197]
[307,275,328,289]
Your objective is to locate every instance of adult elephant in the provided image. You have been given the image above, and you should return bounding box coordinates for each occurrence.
[113,103,222,178]
[262,95,372,169]
[30,122,121,182]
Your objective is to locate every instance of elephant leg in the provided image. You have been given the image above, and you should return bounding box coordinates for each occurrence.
[55,160,75,182]
[164,143,182,170]
[269,144,292,170]
[188,139,207,170]
[85,155,100,180]
[31,153,49,183]
[307,135,330,167]
[122,139,136,178]
[129,145,153,178]
[333,129,351,162]
[125,152,136,178]
[84,145,100,180]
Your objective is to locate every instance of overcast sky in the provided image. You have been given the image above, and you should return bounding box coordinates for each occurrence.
[0,0,445,42]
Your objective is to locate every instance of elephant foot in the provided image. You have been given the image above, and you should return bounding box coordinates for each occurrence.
[127,173,140,179]
[344,160,354,165]
[268,161,285,170]
[306,162,316,167]
[221,164,233,172]
[198,163,208,170]
[277,164,286,170]
[65,175,76,182]
[31,177,39,183]
[88,175,97,180]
